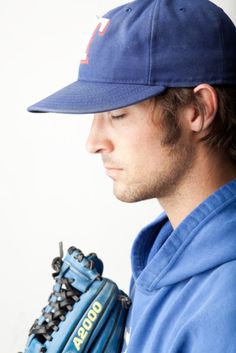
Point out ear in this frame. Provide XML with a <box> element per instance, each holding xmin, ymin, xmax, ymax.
<box><xmin>189</xmin><ymin>84</ymin><xmax>218</xmax><ymax>134</ymax></box>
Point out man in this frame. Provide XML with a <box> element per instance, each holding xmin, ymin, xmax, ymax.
<box><xmin>28</xmin><ymin>0</ymin><xmax>236</xmax><ymax>351</ymax></box>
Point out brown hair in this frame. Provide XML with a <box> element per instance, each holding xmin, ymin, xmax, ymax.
<box><xmin>152</xmin><ymin>85</ymin><xmax>236</xmax><ymax>163</ymax></box>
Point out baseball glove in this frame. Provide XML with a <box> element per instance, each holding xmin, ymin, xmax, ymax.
<box><xmin>21</xmin><ymin>243</ymin><xmax>131</xmax><ymax>353</ymax></box>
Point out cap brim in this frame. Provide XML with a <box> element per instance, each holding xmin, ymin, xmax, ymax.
<box><xmin>27</xmin><ymin>80</ymin><xmax>167</xmax><ymax>114</ymax></box>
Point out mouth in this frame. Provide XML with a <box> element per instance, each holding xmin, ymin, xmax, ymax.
<box><xmin>104</xmin><ymin>167</ymin><xmax>123</xmax><ymax>178</ymax></box>
<box><xmin>104</xmin><ymin>164</ymin><xmax>123</xmax><ymax>170</ymax></box>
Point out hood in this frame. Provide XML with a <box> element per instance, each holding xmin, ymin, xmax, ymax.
<box><xmin>131</xmin><ymin>178</ymin><xmax>236</xmax><ymax>292</ymax></box>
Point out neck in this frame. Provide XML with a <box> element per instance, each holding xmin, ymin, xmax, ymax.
<box><xmin>158</xmin><ymin>151</ymin><xmax>236</xmax><ymax>230</ymax></box>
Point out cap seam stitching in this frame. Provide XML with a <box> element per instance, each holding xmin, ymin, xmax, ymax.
<box><xmin>219</xmin><ymin>18</ymin><xmax>225</xmax><ymax>81</ymax></box>
<box><xmin>148</xmin><ymin>0</ymin><xmax>160</xmax><ymax>84</ymax></box>
<box><xmin>208</xmin><ymin>4</ymin><xmax>225</xmax><ymax>84</ymax></box>
<box><xmin>78</xmin><ymin>77</ymin><xmax>231</xmax><ymax>84</ymax></box>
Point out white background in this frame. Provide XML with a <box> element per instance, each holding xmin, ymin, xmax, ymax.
<box><xmin>0</xmin><ymin>1</ymin><xmax>235</xmax><ymax>352</ymax></box>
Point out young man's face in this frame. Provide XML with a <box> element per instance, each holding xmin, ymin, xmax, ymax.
<box><xmin>86</xmin><ymin>99</ymin><xmax>196</xmax><ymax>202</ymax></box>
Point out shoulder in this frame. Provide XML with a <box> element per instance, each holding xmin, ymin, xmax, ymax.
<box><xmin>182</xmin><ymin>261</ymin><xmax>236</xmax><ymax>352</ymax></box>
<box><xmin>193</xmin><ymin>260</ymin><xmax>236</xmax><ymax>320</ymax></box>
<box><xmin>208</xmin><ymin>260</ymin><xmax>236</xmax><ymax>295</ymax></box>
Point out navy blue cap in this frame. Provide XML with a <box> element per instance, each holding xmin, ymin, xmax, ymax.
<box><xmin>28</xmin><ymin>0</ymin><xmax>236</xmax><ymax>114</ymax></box>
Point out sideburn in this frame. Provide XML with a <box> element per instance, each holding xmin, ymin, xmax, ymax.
<box><xmin>151</xmin><ymin>97</ymin><xmax>183</xmax><ymax>146</ymax></box>
<box><xmin>159</xmin><ymin>109</ymin><xmax>182</xmax><ymax>146</ymax></box>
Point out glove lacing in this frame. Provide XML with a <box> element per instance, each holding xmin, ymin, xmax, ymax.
<box><xmin>29</xmin><ymin>245</ymin><xmax>95</xmax><ymax>352</ymax></box>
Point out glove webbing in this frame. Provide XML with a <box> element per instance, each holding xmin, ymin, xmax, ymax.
<box><xmin>29</xmin><ymin>247</ymin><xmax>98</xmax><ymax>349</ymax></box>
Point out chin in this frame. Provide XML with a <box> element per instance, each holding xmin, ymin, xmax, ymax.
<box><xmin>114</xmin><ymin>193</ymin><xmax>138</xmax><ymax>203</ymax></box>
<box><xmin>113</xmin><ymin>183</ymin><xmax>155</xmax><ymax>203</ymax></box>
<box><xmin>113</xmin><ymin>183</ymin><xmax>135</xmax><ymax>203</ymax></box>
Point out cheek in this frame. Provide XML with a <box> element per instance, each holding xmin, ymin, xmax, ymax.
<box><xmin>113</xmin><ymin>118</ymin><xmax>168</xmax><ymax>169</ymax></box>
<box><xmin>123</xmin><ymin>135</ymin><xmax>164</xmax><ymax>170</ymax></box>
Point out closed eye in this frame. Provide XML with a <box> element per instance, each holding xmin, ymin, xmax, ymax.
<box><xmin>111</xmin><ymin>114</ymin><xmax>126</xmax><ymax>120</ymax></box>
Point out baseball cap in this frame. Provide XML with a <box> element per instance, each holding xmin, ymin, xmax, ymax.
<box><xmin>27</xmin><ymin>0</ymin><xmax>236</xmax><ymax>114</ymax></box>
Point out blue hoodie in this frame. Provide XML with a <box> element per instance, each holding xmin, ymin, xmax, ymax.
<box><xmin>122</xmin><ymin>179</ymin><xmax>236</xmax><ymax>353</ymax></box>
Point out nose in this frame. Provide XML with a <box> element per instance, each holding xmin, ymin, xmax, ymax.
<box><xmin>86</xmin><ymin>115</ymin><xmax>113</xmax><ymax>154</ymax></box>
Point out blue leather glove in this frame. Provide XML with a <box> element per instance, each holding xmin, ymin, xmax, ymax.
<box><xmin>21</xmin><ymin>244</ymin><xmax>131</xmax><ymax>353</ymax></box>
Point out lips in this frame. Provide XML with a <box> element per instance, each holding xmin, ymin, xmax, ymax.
<box><xmin>104</xmin><ymin>167</ymin><xmax>123</xmax><ymax>178</ymax></box>
<box><xmin>104</xmin><ymin>164</ymin><xmax>123</xmax><ymax>170</ymax></box>
<box><xmin>105</xmin><ymin>166</ymin><xmax>122</xmax><ymax>170</ymax></box>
